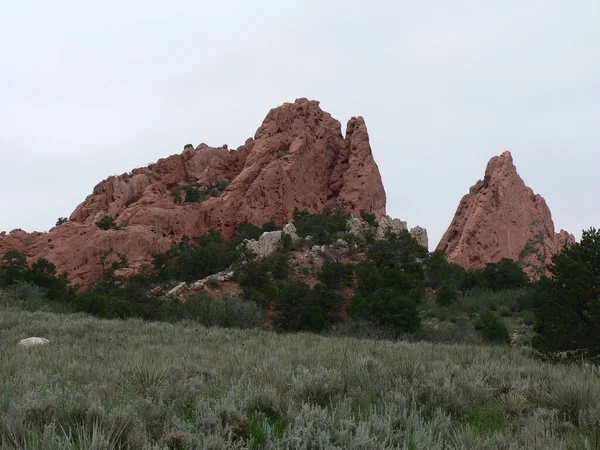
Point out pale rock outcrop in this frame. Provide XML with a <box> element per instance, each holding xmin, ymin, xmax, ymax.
<box><xmin>18</xmin><ymin>337</ymin><xmax>49</xmax><ymax>347</ymax></box>
<box><xmin>240</xmin><ymin>223</ymin><xmax>300</xmax><ymax>260</ymax></box>
<box><xmin>167</xmin><ymin>282</ymin><xmax>187</xmax><ymax>297</ymax></box>
<box><xmin>347</xmin><ymin>216</ymin><xmax>371</xmax><ymax>237</ymax></box>
<box><xmin>375</xmin><ymin>216</ymin><xmax>408</xmax><ymax>240</ymax></box>
<box><xmin>436</xmin><ymin>151</ymin><xmax>575</xmax><ymax>277</ymax></box>
<box><xmin>347</xmin><ymin>215</ymin><xmax>428</xmax><ymax>248</ymax></box>
<box><xmin>311</xmin><ymin>238</ymin><xmax>353</xmax><ymax>260</ymax></box>
<box><xmin>410</xmin><ymin>226</ymin><xmax>429</xmax><ymax>250</ymax></box>
<box><xmin>167</xmin><ymin>270</ymin><xmax>236</xmax><ymax>297</ymax></box>
<box><xmin>192</xmin><ymin>270</ymin><xmax>235</xmax><ymax>289</ymax></box>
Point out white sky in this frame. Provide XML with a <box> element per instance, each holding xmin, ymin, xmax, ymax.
<box><xmin>1</xmin><ymin>0</ymin><xmax>598</xmax><ymax>248</ymax></box>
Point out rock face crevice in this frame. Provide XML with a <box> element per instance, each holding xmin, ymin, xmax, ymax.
<box><xmin>0</xmin><ymin>98</ymin><xmax>387</xmax><ymax>286</ymax></box>
<box><xmin>436</xmin><ymin>151</ymin><xmax>574</xmax><ymax>277</ymax></box>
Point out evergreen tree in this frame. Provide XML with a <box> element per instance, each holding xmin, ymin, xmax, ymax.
<box><xmin>531</xmin><ymin>228</ymin><xmax>600</xmax><ymax>353</ymax></box>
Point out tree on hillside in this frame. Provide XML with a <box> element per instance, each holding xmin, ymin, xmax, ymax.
<box><xmin>369</xmin><ymin>288</ymin><xmax>421</xmax><ymax>335</ymax></box>
<box><xmin>531</xmin><ymin>227</ymin><xmax>600</xmax><ymax>354</ymax></box>
<box><xmin>482</xmin><ymin>258</ymin><xmax>529</xmax><ymax>291</ymax></box>
<box><xmin>95</xmin><ymin>215</ymin><xmax>118</xmax><ymax>230</ymax></box>
<box><xmin>426</xmin><ymin>251</ymin><xmax>466</xmax><ymax>290</ymax></box>
<box><xmin>292</xmin><ymin>205</ymin><xmax>350</xmax><ymax>245</ymax></box>
<box><xmin>0</xmin><ymin>250</ymin><xmax>29</xmax><ymax>286</ymax></box>
<box><xmin>458</xmin><ymin>259</ymin><xmax>528</xmax><ymax>295</ymax></box>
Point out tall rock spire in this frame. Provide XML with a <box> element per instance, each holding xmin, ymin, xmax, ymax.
<box><xmin>436</xmin><ymin>151</ymin><xmax>574</xmax><ymax>277</ymax></box>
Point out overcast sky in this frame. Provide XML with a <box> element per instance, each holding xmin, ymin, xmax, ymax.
<box><xmin>1</xmin><ymin>0</ymin><xmax>598</xmax><ymax>248</ymax></box>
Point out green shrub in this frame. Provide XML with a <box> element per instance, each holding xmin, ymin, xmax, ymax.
<box><xmin>461</xmin><ymin>268</ymin><xmax>484</xmax><ymax>296</ymax></box>
<box><xmin>206</xmin><ymin>277</ymin><xmax>219</xmax><ymax>289</ymax></box>
<box><xmin>360</xmin><ymin>209</ymin><xmax>378</xmax><ymax>227</ymax></box>
<box><xmin>381</xmin><ymin>266</ymin><xmax>414</xmax><ymax>292</ymax></box>
<box><xmin>369</xmin><ymin>230</ymin><xmax>428</xmax><ymax>268</ymax></box>
<box><xmin>369</xmin><ymin>288</ymin><xmax>421</xmax><ymax>335</ymax></box>
<box><xmin>95</xmin><ymin>215</ymin><xmax>118</xmax><ymax>230</ymax></box>
<box><xmin>152</xmin><ymin>230</ymin><xmax>237</xmax><ymax>283</ymax></box>
<box><xmin>55</xmin><ymin>217</ymin><xmax>68</xmax><ymax>226</ymax></box>
<box><xmin>235</xmin><ymin>259</ymin><xmax>272</xmax><ymax>292</ymax></box>
<box><xmin>171</xmin><ymin>185</ymin><xmax>182</xmax><ymax>203</ymax></box>
<box><xmin>171</xmin><ymin>180</ymin><xmax>230</xmax><ymax>205</ymax></box>
<box><xmin>236</xmin><ymin>221</ymin><xmax>281</xmax><ymax>242</ymax></box>
<box><xmin>426</xmin><ymin>251</ymin><xmax>466</xmax><ymax>289</ymax></box>
<box><xmin>478</xmin><ymin>310</ymin><xmax>510</xmax><ymax>344</ymax></box>
<box><xmin>347</xmin><ymin>293</ymin><xmax>370</xmax><ymax>319</ymax></box>
<box><xmin>214</xmin><ymin>179</ymin><xmax>229</xmax><ymax>192</ymax></box>
<box><xmin>309</xmin><ymin>283</ymin><xmax>345</xmax><ymax>317</ymax></box>
<box><xmin>183</xmin><ymin>185</ymin><xmax>203</xmax><ymax>203</ymax></box>
<box><xmin>269</xmin><ymin>251</ymin><xmax>291</xmax><ymax>279</ymax></box>
<box><xmin>481</xmin><ymin>258</ymin><xmax>529</xmax><ymax>291</ymax></box>
<box><xmin>521</xmin><ymin>310</ymin><xmax>535</xmax><ymax>326</ymax></box>
<box><xmin>318</xmin><ymin>261</ymin><xmax>353</xmax><ymax>290</ymax></box>
<box><xmin>273</xmin><ymin>280</ymin><xmax>312</xmax><ymax>331</ymax></box>
<box><xmin>436</xmin><ymin>283</ymin><xmax>458</xmax><ymax>307</ymax></box>
<box><xmin>0</xmin><ymin>250</ymin><xmax>28</xmax><ymax>287</ymax></box>
<box><xmin>4</xmin><ymin>280</ymin><xmax>46</xmax><ymax>304</ymax></box>
<box><xmin>0</xmin><ymin>251</ymin><xmax>74</xmax><ymax>306</ymax></box>
<box><xmin>177</xmin><ymin>293</ymin><xmax>264</xmax><ymax>328</ymax></box>
<box><xmin>292</xmin><ymin>205</ymin><xmax>350</xmax><ymax>245</ymax></box>
<box><xmin>355</xmin><ymin>260</ymin><xmax>383</xmax><ymax>295</ymax></box>
<box><xmin>237</xmin><ymin>222</ymin><xmax>263</xmax><ymax>241</ymax></box>
<box><xmin>300</xmin><ymin>305</ymin><xmax>329</xmax><ymax>332</ymax></box>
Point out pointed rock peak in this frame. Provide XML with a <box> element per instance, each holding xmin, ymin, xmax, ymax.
<box><xmin>345</xmin><ymin>117</ymin><xmax>371</xmax><ymax>150</ymax></box>
<box><xmin>437</xmin><ymin>152</ymin><xmax>573</xmax><ymax>278</ymax></box>
<box><xmin>483</xmin><ymin>150</ymin><xmax>518</xmax><ymax>185</ymax></box>
<box><xmin>346</xmin><ymin>115</ymin><xmax>366</xmax><ymax>130</ymax></box>
<box><xmin>254</xmin><ymin>98</ymin><xmax>340</xmax><ymax>140</ymax></box>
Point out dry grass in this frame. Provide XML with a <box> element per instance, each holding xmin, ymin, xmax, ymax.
<box><xmin>1</xmin><ymin>306</ymin><xmax>599</xmax><ymax>449</ymax></box>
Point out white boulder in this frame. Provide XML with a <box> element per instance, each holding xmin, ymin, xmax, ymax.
<box><xmin>18</xmin><ymin>337</ymin><xmax>49</xmax><ymax>347</ymax></box>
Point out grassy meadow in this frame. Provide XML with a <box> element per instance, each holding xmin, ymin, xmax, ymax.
<box><xmin>1</xmin><ymin>306</ymin><xmax>599</xmax><ymax>449</ymax></box>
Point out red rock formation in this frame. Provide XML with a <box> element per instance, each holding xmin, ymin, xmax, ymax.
<box><xmin>0</xmin><ymin>99</ymin><xmax>386</xmax><ymax>286</ymax></box>
<box><xmin>204</xmin><ymin>100</ymin><xmax>386</xmax><ymax>234</ymax></box>
<box><xmin>436</xmin><ymin>151</ymin><xmax>575</xmax><ymax>277</ymax></box>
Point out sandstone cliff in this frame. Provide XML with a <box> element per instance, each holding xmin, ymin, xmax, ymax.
<box><xmin>436</xmin><ymin>151</ymin><xmax>574</xmax><ymax>277</ymax></box>
<box><xmin>0</xmin><ymin>99</ymin><xmax>386</xmax><ymax>286</ymax></box>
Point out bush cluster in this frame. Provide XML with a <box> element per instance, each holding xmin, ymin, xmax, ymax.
<box><xmin>292</xmin><ymin>205</ymin><xmax>350</xmax><ymax>245</ymax></box>
<box><xmin>171</xmin><ymin>180</ymin><xmax>229</xmax><ymax>204</ymax></box>
<box><xmin>0</xmin><ymin>250</ymin><xmax>74</xmax><ymax>303</ymax></box>
<box><xmin>95</xmin><ymin>215</ymin><xmax>127</xmax><ymax>231</ymax></box>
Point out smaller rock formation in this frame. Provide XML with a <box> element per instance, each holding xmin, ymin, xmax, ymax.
<box><xmin>311</xmin><ymin>238</ymin><xmax>355</xmax><ymax>260</ymax></box>
<box><xmin>410</xmin><ymin>226</ymin><xmax>429</xmax><ymax>250</ymax></box>
<box><xmin>348</xmin><ymin>215</ymin><xmax>428</xmax><ymax>249</ymax></box>
<box><xmin>375</xmin><ymin>216</ymin><xmax>408</xmax><ymax>240</ymax></box>
<box><xmin>436</xmin><ymin>151</ymin><xmax>575</xmax><ymax>277</ymax></box>
<box><xmin>18</xmin><ymin>337</ymin><xmax>49</xmax><ymax>347</ymax></box>
<box><xmin>240</xmin><ymin>223</ymin><xmax>300</xmax><ymax>260</ymax></box>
